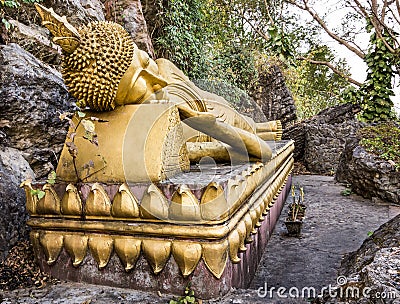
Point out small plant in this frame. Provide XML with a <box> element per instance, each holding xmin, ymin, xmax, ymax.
<box><xmin>59</xmin><ymin>110</ymin><xmax>108</xmax><ymax>182</ymax></box>
<box><xmin>29</xmin><ymin>170</ymin><xmax>57</xmax><ymax>199</ymax></box>
<box><xmin>30</xmin><ymin>188</ymin><xmax>45</xmax><ymax>200</ymax></box>
<box><xmin>46</xmin><ymin>170</ymin><xmax>56</xmax><ymax>185</ymax></box>
<box><xmin>288</xmin><ymin>184</ymin><xmax>305</xmax><ymax>221</ymax></box>
<box><xmin>285</xmin><ymin>185</ymin><xmax>306</xmax><ymax>236</ymax></box>
<box><xmin>340</xmin><ymin>188</ymin><xmax>352</xmax><ymax>196</ymax></box>
<box><xmin>169</xmin><ymin>285</ymin><xmax>198</xmax><ymax>304</ymax></box>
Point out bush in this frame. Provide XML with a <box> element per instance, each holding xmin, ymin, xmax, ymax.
<box><xmin>358</xmin><ymin>122</ymin><xmax>400</xmax><ymax>171</ymax></box>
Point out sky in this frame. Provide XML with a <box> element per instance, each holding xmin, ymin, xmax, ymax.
<box><xmin>302</xmin><ymin>0</ymin><xmax>400</xmax><ymax>116</ymax></box>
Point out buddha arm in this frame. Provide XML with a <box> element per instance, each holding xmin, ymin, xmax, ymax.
<box><xmin>177</xmin><ymin>106</ymin><xmax>272</xmax><ymax>161</ymax></box>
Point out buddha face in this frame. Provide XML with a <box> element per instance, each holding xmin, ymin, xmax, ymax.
<box><xmin>115</xmin><ymin>48</ymin><xmax>168</xmax><ymax>105</ymax></box>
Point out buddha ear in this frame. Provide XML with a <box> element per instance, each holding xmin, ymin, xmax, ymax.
<box><xmin>35</xmin><ymin>3</ymin><xmax>81</xmax><ymax>53</ymax></box>
<box><xmin>138</xmin><ymin>50</ymin><xmax>151</xmax><ymax>68</ymax></box>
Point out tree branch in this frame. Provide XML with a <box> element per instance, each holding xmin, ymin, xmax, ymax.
<box><xmin>263</xmin><ymin>0</ymin><xmax>276</xmax><ymax>26</ymax></box>
<box><xmin>396</xmin><ymin>0</ymin><xmax>400</xmax><ymax>16</ymax></box>
<box><xmin>288</xmin><ymin>0</ymin><xmax>366</xmax><ymax>59</ymax></box>
<box><xmin>367</xmin><ymin>0</ymin><xmax>399</xmax><ymax>52</ymax></box>
<box><xmin>238</xmin><ymin>11</ymin><xmax>270</xmax><ymax>41</ymax></box>
<box><xmin>387</xmin><ymin>5</ymin><xmax>400</xmax><ymax>26</ymax></box>
<box><xmin>298</xmin><ymin>56</ymin><xmax>363</xmax><ymax>86</ymax></box>
<box><xmin>351</xmin><ymin>0</ymin><xmax>370</xmax><ymax>19</ymax></box>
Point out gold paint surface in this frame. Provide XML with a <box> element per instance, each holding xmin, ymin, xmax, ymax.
<box><xmin>86</xmin><ymin>183</ymin><xmax>112</xmax><ymax>216</ymax></box>
<box><xmin>37</xmin><ymin>184</ymin><xmax>60</xmax><ymax>215</ymax></box>
<box><xmin>169</xmin><ymin>185</ymin><xmax>201</xmax><ymax>221</ymax></box>
<box><xmin>228</xmin><ymin>230</ymin><xmax>241</xmax><ymax>263</ymax></box>
<box><xmin>26</xmin><ymin>157</ymin><xmax>293</xmax><ymax>278</ymax></box>
<box><xmin>26</xmin><ymin>140</ymin><xmax>294</xmax><ymax>278</ymax></box>
<box><xmin>114</xmin><ymin>237</ymin><xmax>141</xmax><ymax>272</ymax></box>
<box><xmin>20</xmin><ymin>180</ymin><xmax>37</xmax><ymax>215</ymax></box>
<box><xmin>111</xmin><ymin>183</ymin><xmax>140</xmax><ymax>218</ymax></box>
<box><xmin>39</xmin><ymin>231</ymin><xmax>63</xmax><ymax>265</ymax></box>
<box><xmin>88</xmin><ymin>235</ymin><xmax>114</xmax><ymax>269</ymax></box>
<box><xmin>64</xmin><ymin>234</ymin><xmax>88</xmax><ymax>267</ymax></box>
<box><xmin>200</xmin><ymin>182</ymin><xmax>229</xmax><ymax>221</ymax></box>
<box><xmin>27</xmin><ymin>152</ymin><xmax>294</xmax><ymax>240</ymax></box>
<box><xmin>61</xmin><ymin>184</ymin><xmax>82</xmax><ymax>215</ymax></box>
<box><xmin>35</xmin><ymin>4</ymin><xmax>81</xmax><ymax>53</ymax></box>
<box><xmin>202</xmin><ymin>240</ymin><xmax>229</xmax><ymax>279</ymax></box>
<box><xmin>142</xmin><ymin>239</ymin><xmax>171</xmax><ymax>274</ymax></box>
<box><xmin>172</xmin><ymin>241</ymin><xmax>202</xmax><ymax>277</ymax></box>
<box><xmin>56</xmin><ymin>104</ymin><xmax>189</xmax><ymax>183</ymax></box>
<box><xmin>140</xmin><ymin>184</ymin><xmax>169</xmax><ymax>220</ymax></box>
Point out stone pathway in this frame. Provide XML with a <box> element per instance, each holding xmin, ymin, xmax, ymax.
<box><xmin>1</xmin><ymin>175</ymin><xmax>399</xmax><ymax>304</ymax></box>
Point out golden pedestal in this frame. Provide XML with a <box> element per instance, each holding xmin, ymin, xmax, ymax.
<box><xmin>22</xmin><ymin>140</ymin><xmax>294</xmax><ymax>299</ymax></box>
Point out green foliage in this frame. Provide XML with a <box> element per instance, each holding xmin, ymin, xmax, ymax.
<box><xmin>340</xmin><ymin>188</ymin><xmax>352</xmax><ymax>196</ymax></box>
<box><xmin>358</xmin><ymin>123</ymin><xmax>400</xmax><ymax>171</ymax></box>
<box><xmin>154</xmin><ymin>0</ymin><xmax>211</xmax><ymax>80</ymax></box>
<box><xmin>266</xmin><ymin>25</ymin><xmax>296</xmax><ymax>64</ymax></box>
<box><xmin>169</xmin><ymin>285</ymin><xmax>197</xmax><ymax>304</ymax></box>
<box><xmin>152</xmin><ymin>0</ymin><xmax>352</xmax><ymax>119</ymax></box>
<box><xmin>30</xmin><ymin>188</ymin><xmax>45</xmax><ymax>200</ymax></box>
<box><xmin>210</xmin><ymin>45</ymin><xmax>259</xmax><ymax>91</ymax></box>
<box><xmin>46</xmin><ymin>171</ymin><xmax>56</xmax><ymax>185</ymax></box>
<box><xmin>344</xmin><ymin>31</ymin><xmax>396</xmax><ymax>122</ymax></box>
<box><xmin>1</xmin><ymin>0</ymin><xmax>42</xmax><ymax>30</ymax></box>
<box><xmin>285</xmin><ymin>46</ymin><xmax>351</xmax><ymax>120</ymax></box>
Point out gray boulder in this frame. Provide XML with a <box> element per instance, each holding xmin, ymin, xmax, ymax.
<box><xmin>103</xmin><ymin>0</ymin><xmax>154</xmax><ymax>57</ymax></box>
<box><xmin>41</xmin><ymin>0</ymin><xmax>105</xmax><ymax>26</ymax></box>
<box><xmin>0</xmin><ymin>147</ymin><xmax>35</xmax><ymax>260</ymax></box>
<box><xmin>0</xmin><ymin>43</ymin><xmax>73</xmax><ymax>178</ymax></box>
<box><xmin>8</xmin><ymin>19</ymin><xmax>61</xmax><ymax>66</ymax></box>
<box><xmin>336</xmin><ymin>138</ymin><xmax>400</xmax><ymax>204</ymax></box>
<box><xmin>327</xmin><ymin>215</ymin><xmax>400</xmax><ymax>304</ymax></box>
<box><xmin>283</xmin><ymin>103</ymin><xmax>362</xmax><ymax>174</ymax></box>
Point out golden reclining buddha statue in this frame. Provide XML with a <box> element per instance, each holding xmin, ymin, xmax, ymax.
<box><xmin>35</xmin><ymin>4</ymin><xmax>282</xmax><ymax>183</ymax></box>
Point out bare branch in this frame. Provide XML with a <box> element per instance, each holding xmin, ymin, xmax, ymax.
<box><xmin>351</xmin><ymin>0</ymin><xmax>370</xmax><ymax>19</ymax></box>
<box><xmin>387</xmin><ymin>5</ymin><xmax>400</xmax><ymax>26</ymax></box>
<box><xmin>298</xmin><ymin>56</ymin><xmax>363</xmax><ymax>86</ymax></box>
<box><xmin>381</xmin><ymin>0</ymin><xmax>389</xmax><ymax>24</ymax></box>
<box><xmin>263</xmin><ymin>0</ymin><xmax>276</xmax><ymax>26</ymax></box>
<box><xmin>288</xmin><ymin>0</ymin><xmax>366</xmax><ymax>59</ymax></box>
<box><xmin>396</xmin><ymin>0</ymin><xmax>400</xmax><ymax>16</ymax></box>
<box><xmin>237</xmin><ymin>11</ymin><xmax>270</xmax><ymax>41</ymax></box>
<box><xmin>352</xmin><ymin>0</ymin><xmax>398</xmax><ymax>53</ymax></box>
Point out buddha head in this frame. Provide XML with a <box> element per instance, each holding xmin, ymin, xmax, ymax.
<box><xmin>35</xmin><ymin>4</ymin><xmax>167</xmax><ymax>111</ymax></box>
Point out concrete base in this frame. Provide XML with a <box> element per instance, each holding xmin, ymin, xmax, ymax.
<box><xmin>35</xmin><ymin>177</ymin><xmax>291</xmax><ymax>299</ymax></box>
<box><xmin>25</xmin><ymin>141</ymin><xmax>294</xmax><ymax>299</ymax></box>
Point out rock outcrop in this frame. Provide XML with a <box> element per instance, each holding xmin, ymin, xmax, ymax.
<box><xmin>0</xmin><ymin>44</ymin><xmax>74</xmax><ymax>179</ymax></box>
<box><xmin>41</xmin><ymin>0</ymin><xmax>105</xmax><ymax>26</ymax></box>
<box><xmin>2</xmin><ymin>0</ymin><xmax>105</xmax><ymax>57</ymax></box>
<box><xmin>0</xmin><ymin>147</ymin><xmax>35</xmax><ymax>260</ymax></box>
<box><xmin>283</xmin><ymin>103</ymin><xmax>362</xmax><ymax>174</ymax></box>
<box><xmin>0</xmin><ymin>43</ymin><xmax>75</xmax><ymax>258</ymax></box>
<box><xmin>8</xmin><ymin>20</ymin><xmax>61</xmax><ymax>66</ymax></box>
<box><xmin>336</xmin><ymin>138</ymin><xmax>400</xmax><ymax>204</ymax></box>
<box><xmin>334</xmin><ymin>214</ymin><xmax>400</xmax><ymax>303</ymax></box>
<box><xmin>103</xmin><ymin>0</ymin><xmax>155</xmax><ymax>57</ymax></box>
<box><xmin>251</xmin><ymin>65</ymin><xmax>297</xmax><ymax>128</ymax></box>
